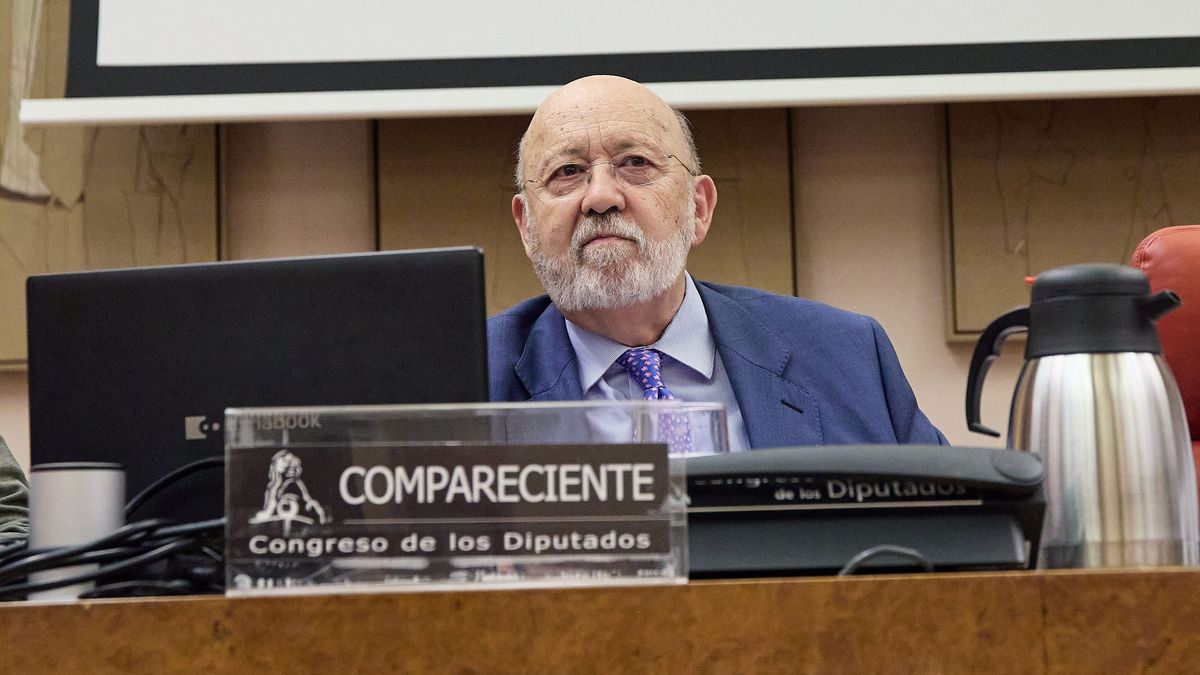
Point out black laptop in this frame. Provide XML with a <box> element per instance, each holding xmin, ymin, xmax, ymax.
<box><xmin>26</xmin><ymin>247</ymin><xmax>489</xmax><ymax>522</ymax></box>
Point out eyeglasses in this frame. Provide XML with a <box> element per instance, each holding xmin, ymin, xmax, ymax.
<box><xmin>526</xmin><ymin>153</ymin><xmax>698</xmax><ymax>198</ymax></box>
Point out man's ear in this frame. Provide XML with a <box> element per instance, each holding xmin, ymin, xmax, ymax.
<box><xmin>690</xmin><ymin>175</ymin><xmax>718</xmax><ymax>246</ymax></box>
<box><xmin>512</xmin><ymin>193</ymin><xmax>533</xmax><ymax>257</ymax></box>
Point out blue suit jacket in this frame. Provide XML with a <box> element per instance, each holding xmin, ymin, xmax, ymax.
<box><xmin>488</xmin><ymin>281</ymin><xmax>947</xmax><ymax>448</ymax></box>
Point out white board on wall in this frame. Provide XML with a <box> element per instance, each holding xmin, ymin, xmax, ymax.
<box><xmin>20</xmin><ymin>0</ymin><xmax>1200</xmax><ymax>125</ymax></box>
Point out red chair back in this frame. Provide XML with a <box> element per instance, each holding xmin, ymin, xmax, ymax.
<box><xmin>1131</xmin><ymin>226</ymin><xmax>1200</xmax><ymax>472</ymax></box>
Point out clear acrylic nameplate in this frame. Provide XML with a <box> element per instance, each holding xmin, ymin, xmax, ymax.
<box><xmin>225</xmin><ymin>402</ymin><xmax>726</xmax><ymax>596</ymax></box>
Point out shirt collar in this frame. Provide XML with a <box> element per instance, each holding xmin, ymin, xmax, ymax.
<box><xmin>565</xmin><ymin>273</ymin><xmax>716</xmax><ymax>392</ymax></box>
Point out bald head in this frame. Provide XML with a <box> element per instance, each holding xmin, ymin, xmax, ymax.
<box><xmin>515</xmin><ymin>75</ymin><xmax>700</xmax><ymax>191</ymax></box>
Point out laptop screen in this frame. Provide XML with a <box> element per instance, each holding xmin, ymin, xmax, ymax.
<box><xmin>26</xmin><ymin>247</ymin><xmax>488</xmax><ymax>522</ymax></box>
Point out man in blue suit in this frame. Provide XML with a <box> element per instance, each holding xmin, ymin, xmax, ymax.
<box><xmin>489</xmin><ymin>75</ymin><xmax>946</xmax><ymax>450</ymax></box>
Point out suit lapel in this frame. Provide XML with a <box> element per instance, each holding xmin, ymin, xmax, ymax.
<box><xmin>697</xmin><ymin>284</ymin><xmax>823</xmax><ymax>448</ymax></box>
<box><xmin>513</xmin><ymin>303</ymin><xmax>584</xmax><ymax>401</ymax></box>
<box><xmin>512</xmin><ymin>285</ymin><xmax>823</xmax><ymax>448</ymax></box>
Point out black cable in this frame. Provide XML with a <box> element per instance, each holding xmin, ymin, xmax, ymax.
<box><xmin>837</xmin><ymin>544</ymin><xmax>935</xmax><ymax>576</ymax></box>
<box><xmin>0</xmin><ymin>462</ymin><xmax>229</xmax><ymax>600</ymax></box>
<box><xmin>0</xmin><ymin>541</ymin><xmax>154</xmax><ymax>580</ymax></box>
<box><xmin>124</xmin><ymin>456</ymin><xmax>225</xmax><ymax>518</ymax></box>
<box><xmin>0</xmin><ymin>519</ymin><xmax>171</xmax><ymax>583</ymax></box>
<box><xmin>0</xmin><ymin>521</ymin><xmax>222</xmax><ymax>583</ymax></box>
<box><xmin>199</xmin><ymin>544</ymin><xmax>223</xmax><ymax>563</ymax></box>
<box><xmin>79</xmin><ymin>580</ymin><xmax>198</xmax><ymax>599</ymax></box>
<box><xmin>28</xmin><ymin>546</ymin><xmax>148</xmax><ymax>570</ymax></box>
<box><xmin>154</xmin><ymin>518</ymin><xmax>226</xmax><ymax>538</ymax></box>
<box><xmin>0</xmin><ymin>538</ymin><xmax>192</xmax><ymax>600</ymax></box>
<box><xmin>0</xmin><ymin>539</ymin><xmax>27</xmax><ymax>567</ymax></box>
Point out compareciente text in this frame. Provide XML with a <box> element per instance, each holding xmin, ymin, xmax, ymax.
<box><xmin>338</xmin><ymin>462</ymin><xmax>657</xmax><ymax>505</ymax></box>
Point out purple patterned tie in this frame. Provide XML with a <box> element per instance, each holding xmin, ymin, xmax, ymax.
<box><xmin>617</xmin><ymin>348</ymin><xmax>695</xmax><ymax>453</ymax></box>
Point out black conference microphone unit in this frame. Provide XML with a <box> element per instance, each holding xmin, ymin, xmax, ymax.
<box><xmin>684</xmin><ymin>445</ymin><xmax>1045</xmax><ymax>577</ymax></box>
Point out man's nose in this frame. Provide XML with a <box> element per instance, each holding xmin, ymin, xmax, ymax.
<box><xmin>579</xmin><ymin>164</ymin><xmax>626</xmax><ymax>216</ymax></box>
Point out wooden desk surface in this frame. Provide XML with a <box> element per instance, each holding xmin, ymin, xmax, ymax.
<box><xmin>1</xmin><ymin>568</ymin><xmax>1197</xmax><ymax>673</ymax></box>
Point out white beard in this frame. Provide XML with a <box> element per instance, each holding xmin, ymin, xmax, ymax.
<box><xmin>525</xmin><ymin>194</ymin><xmax>696</xmax><ymax>312</ymax></box>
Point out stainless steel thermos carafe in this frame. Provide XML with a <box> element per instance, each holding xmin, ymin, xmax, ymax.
<box><xmin>966</xmin><ymin>264</ymin><xmax>1199</xmax><ymax>568</ymax></box>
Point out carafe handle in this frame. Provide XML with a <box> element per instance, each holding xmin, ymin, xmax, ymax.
<box><xmin>965</xmin><ymin>307</ymin><xmax>1030</xmax><ymax>437</ymax></box>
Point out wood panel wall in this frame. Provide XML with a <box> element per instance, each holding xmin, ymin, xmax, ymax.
<box><xmin>0</xmin><ymin>0</ymin><xmax>216</xmax><ymax>365</ymax></box>
<box><xmin>948</xmin><ymin>98</ymin><xmax>1200</xmax><ymax>334</ymax></box>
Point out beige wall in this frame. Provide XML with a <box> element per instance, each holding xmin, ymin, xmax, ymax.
<box><xmin>0</xmin><ymin>373</ymin><xmax>28</xmax><ymax>470</ymax></box>
<box><xmin>221</xmin><ymin>121</ymin><xmax>376</xmax><ymax>260</ymax></box>
<box><xmin>792</xmin><ymin>104</ymin><xmax>1021</xmax><ymax>446</ymax></box>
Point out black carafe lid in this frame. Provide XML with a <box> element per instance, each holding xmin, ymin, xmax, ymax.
<box><xmin>1027</xmin><ymin>264</ymin><xmax>1178</xmax><ymax>358</ymax></box>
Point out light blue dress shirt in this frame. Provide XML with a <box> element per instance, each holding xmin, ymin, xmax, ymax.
<box><xmin>564</xmin><ymin>274</ymin><xmax>751</xmax><ymax>453</ymax></box>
